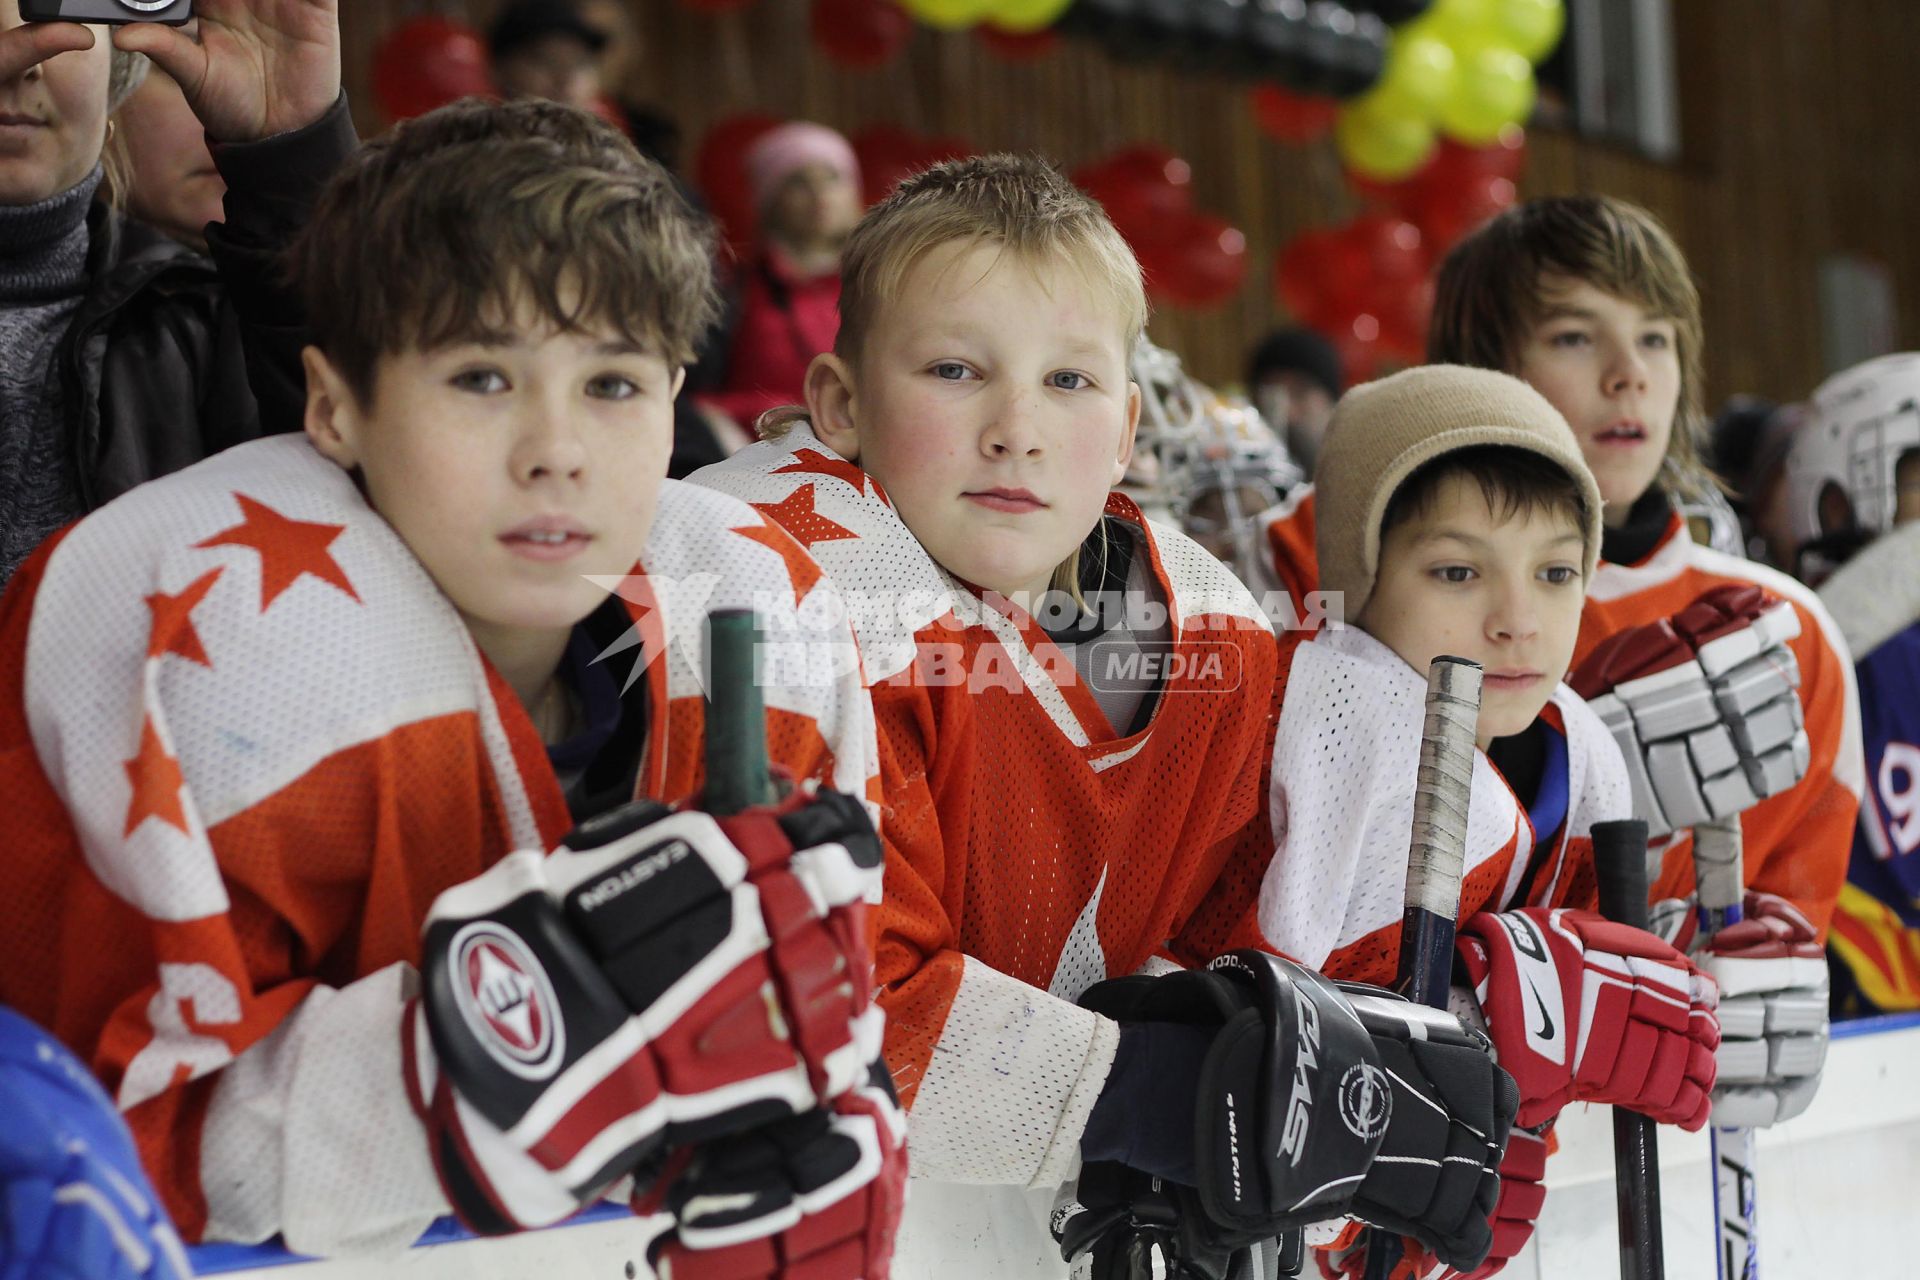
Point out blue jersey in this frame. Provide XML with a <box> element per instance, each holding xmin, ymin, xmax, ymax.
<box><xmin>1846</xmin><ymin>620</ymin><xmax>1920</xmax><ymax>923</ymax></box>
<box><xmin>0</xmin><ymin>1006</ymin><xmax>190</xmax><ymax>1280</ymax></box>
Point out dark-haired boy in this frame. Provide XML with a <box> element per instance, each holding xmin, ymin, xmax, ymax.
<box><xmin>1251</xmin><ymin>366</ymin><xmax>1721</xmax><ymax>1276</ymax></box>
<box><xmin>0</xmin><ymin>98</ymin><xmax>900</xmax><ymax>1275</ymax></box>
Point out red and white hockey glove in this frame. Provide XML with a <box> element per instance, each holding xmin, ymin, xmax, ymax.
<box><xmin>1456</xmin><ymin>909</ymin><xmax>1720</xmax><ymax>1131</ymax></box>
<box><xmin>643</xmin><ymin>1056</ymin><xmax>908</xmax><ymax>1279</ymax></box>
<box><xmin>1570</xmin><ymin>584</ymin><xmax>1809</xmax><ymax>838</ymax></box>
<box><xmin>1699</xmin><ymin>892</ymin><xmax>1829</xmax><ymax>1128</ymax></box>
<box><xmin>404</xmin><ymin>791</ymin><xmax>884</xmax><ymax>1235</ymax></box>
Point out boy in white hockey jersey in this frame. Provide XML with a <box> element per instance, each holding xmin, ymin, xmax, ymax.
<box><xmin>697</xmin><ymin>156</ymin><xmax>1517</xmax><ymax>1279</ymax></box>
<box><xmin>0</xmin><ymin>98</ymin><xmax>902</xmax><ymax>1277</ymax></box>
<box><xmin>1253</xmin><ymin>366</ymin><xmax>1722</xmax><ymax>1277</ymax></box>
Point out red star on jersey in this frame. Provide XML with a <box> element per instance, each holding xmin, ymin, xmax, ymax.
<box><xmin>143</xmin><ymin>568</ymin><xmax>224</xmax><ymax>667</ymax></box>
<box><xmin>195</xmin><ymin>494</ymin><xmax>360</xmax><ymax>611</ymax></box>
<box><xmin>123</xmin><ymin>716</ymin><xmax>188</xmax><ymax>837</ymax></box>
<box><xmin>732</xmin><ymin>519</ymin><xmax>826</xmax><ymax>607</ymax></box>
<box><xmin>771</xmin><ymin>449</ymin><xmax>890</xmax><ymax>506</ymax></box>
<box><xmin>750</xmin><ymin>483</ymin><xmax>858</xmax><ymax>550</ymax></box>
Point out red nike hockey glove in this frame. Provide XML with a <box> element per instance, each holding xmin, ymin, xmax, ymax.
<box><xmin>405</xmin><ymin>790</ymin><xmax>884</xmax><ymax>1235</ymax></box>
<box><xmin>1456</xmin><ymin>909</ymin><xmax>1720</xmax><ymax>1131</ymax></box>
<box><xmin>1570</xmin><ymin>583</ymin><xmax>1807</xmax><ymax>837</ymax></box>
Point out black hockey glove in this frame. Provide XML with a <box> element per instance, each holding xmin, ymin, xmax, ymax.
<box><xmin>1051</xmin><ymin>1161</ymin><xmax>1301</xmax><ymax>1280</ymax></box>
<box><xmin>1071</xmin><ymin>952</ymin><xmax>1515</xmax><ymax>1275</ymax></box>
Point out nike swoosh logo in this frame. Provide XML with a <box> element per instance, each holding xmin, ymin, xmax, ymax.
<box><xmin>1529</xmin><ymin>983</ymin><xmax>1556</xmax><ymax>1042</ymax></box>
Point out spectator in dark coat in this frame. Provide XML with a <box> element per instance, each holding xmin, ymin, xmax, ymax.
<box><xmin>0</xmin><ymin>0</ymin><xmax>356</xmax><ymax>584</ymax></box>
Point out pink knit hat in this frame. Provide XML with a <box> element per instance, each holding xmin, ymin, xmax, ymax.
<box><xmin>746</xmin><ymin>122</ymin><xmax>861</xmax><ymax>211</ymax></box>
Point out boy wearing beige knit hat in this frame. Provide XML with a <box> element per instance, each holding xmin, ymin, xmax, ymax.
<box><xmin>1255</xmin><ymin>365</ymin><xmax>1725</xmax><ymax>1278</ymax></box>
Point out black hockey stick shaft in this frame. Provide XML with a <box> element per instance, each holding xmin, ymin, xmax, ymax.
<box><xmin>1364</xmin><ymin>656</ymin><xmax>1483</xmax><ymax>1280</ymax></box>
<box><xmin>1593</xmin><ymin>817</ymin><xmax>1664</xmax><ymax>1280</ymax></box>
<box><xmin>699</xmin><ymin>609</ymin><xmax>776</xmax><ymax>817</ymax></box>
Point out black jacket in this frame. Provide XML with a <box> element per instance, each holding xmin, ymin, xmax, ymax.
<box><xmin>54</xmin><ymin>97</ymin><xmax>357</xmax><ymax>511</ymax></box>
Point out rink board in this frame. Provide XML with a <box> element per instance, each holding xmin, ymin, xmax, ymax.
<box><xmin>193</xmin><ymin>1013</ymin><xmax>1920</xmax><ymax>1279</ymax></box>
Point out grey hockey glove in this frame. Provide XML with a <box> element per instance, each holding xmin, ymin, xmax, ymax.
<box><xmin>1570</xmin><ymin>583</ymin><xmax>1808</xmax><ymax>838</ymax></box>
<box><xmin>1067</xmin><ymin>952</ymin><xmax>1516</xmax><ymax>1275</ymax></box>
<box><xmin>1659</xmin><ymin>892</ymin><xmax>1829</xmax><ymax>1128</ymax></box>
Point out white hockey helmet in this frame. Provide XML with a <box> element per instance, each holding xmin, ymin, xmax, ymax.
<box><xmin>1787</xmin><ymin>352</ymin><xmax>1920</xmax><ymax>552</ymax></box>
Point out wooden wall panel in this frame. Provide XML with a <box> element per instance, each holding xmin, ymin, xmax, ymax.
<box><xmin>338</xmin><ymin>1</ymin><xmax>1915</xmax><ymax>409</ymax></box>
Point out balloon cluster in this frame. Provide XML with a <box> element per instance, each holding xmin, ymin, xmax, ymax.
<box><xmin>370</xmin><ymin>17</ymin><xmax>496</xmax><ymax>123</ymax></box>
<box><xmin>1055</xmin><ymin>0</ymin><xmax>1388</xmax><ymax>97</ymax></box>
<box><xmin>895</xmin><ymin>0</ymin><xmax>1075</xmax><ymax>35</ymax></box>
<box><xmin>1075</xmin><ymin>147</ymin><xmax>1248</xmax><ymax>309</ymax></box>
<box><xmin>1335</xmin><ymin>0</ymin><xmax>1563</xmax><ymax>179</ymax></box>
<box><xmin>1274</xmin><ymin>125</ymin><xmax>1525</xmax><ymax>380</ymax></box>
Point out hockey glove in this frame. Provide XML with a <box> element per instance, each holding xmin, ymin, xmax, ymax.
<box><xmin>1049</xmin><ymin>1161</ymin><xmax>1302</xmax><ymax>1280</ymax></box>
<box><xmin>643</xmin><ymin>1054</ymin><xmax>907</xmax><ymax>1280</ymax></box>
<box><xmin>1699</xmin><ymin>892</ymin><xmax>1829</xmax><ymax>1127</ymax></box>
<box><xmin>0</xmin><ymin>1008</ymin><xmax>192</xmax><ymax>1280</ymax></box>
<box><xmin>1456</xmin><ymin>909</ymin><xmax>1720</xmax><ymax>1131</ymax></box>
<box><xmin>1072</xmin><ymin>952</ymin><xmax>1514</xmax><ymax>1275</ymax></box>
<box><xmin>405</xmin><ymin>790</ymin><xmax>884</xmax><ymax>1234</ymax></box>
<box><xmin>1570</xmin><ymin>583</ymin><xmax>1809</xmax><ymax>838</ymax></box>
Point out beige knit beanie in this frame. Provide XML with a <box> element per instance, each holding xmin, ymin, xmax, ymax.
<box><xmin>1315</xmin><ymin>364</ymin><xmax>1603</xmax><ymax>617</ymax></box>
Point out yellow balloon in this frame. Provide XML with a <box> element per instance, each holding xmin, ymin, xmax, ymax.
<box><xmin>902</xmin><ymin>0</ymin><xmax>991</xmax><ymax>31</ymax></box>
<box><xmin>1493</xmin><ymin>0</ymin><xmax>1565</xmax><ymax>62</ymax></box>
<box><xmin>1438</xmin><ymin>35</ymin><xmax>1535</xmax><ymax>144</ymax></box>
<box><xmin>1415</xmin><ymin>0</ymin><xmax>1497</xmax><ymax>44</ymax></box>
<box><xmin>1336</xmin><ymin>101</ymin><xmax>1437</xmax><ymax>181</ymax></box>
<box><xmin>988</xmin><ymin>0</ymin><xmax>1073</xmax><ymax>32</ymax></box>
<box><xmin>1367</xmin><ymin>31</ymin><xmax>1458</xmax><ymax>121</ymax></box>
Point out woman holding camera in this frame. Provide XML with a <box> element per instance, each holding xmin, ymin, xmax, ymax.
<box><xmin>0</xmin><ymin>0</ymin><xmax>353</xmax><ymax>584</ymax></box>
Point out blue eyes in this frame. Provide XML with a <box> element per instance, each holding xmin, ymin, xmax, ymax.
<box><xmin>928</xmin><ymin>363</ymin><xmax>1094</xmax><ymax>390</ymax></box>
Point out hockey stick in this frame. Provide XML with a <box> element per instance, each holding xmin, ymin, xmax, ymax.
<box><xmin>1363</xmin><ymin>655</ymin><xmax>1483</xmax><ymax>1280</ymax></box>
<box><xmin>1693</xmin><ymin>815</ymin><xmax>1760</xmax><ymax>1280</ymax></box>
<box><xmin>1592</xmin><ymin>817</ymin><xmax>1664</xmax><ymax>1280</ymax></box>
<box><xmin>699</xmin><ymin>608</ymin><xmax>777</xmax><ymax>816</ymax></box>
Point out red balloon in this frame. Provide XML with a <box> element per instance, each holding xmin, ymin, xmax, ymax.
<box><xmin>1073</xmin><ymin>145</ymin><xmax>1193</xmax><ymax>239</ymax></box>
<box><xmin>811</xmin><ymin>0</ymin><xmax>914</xmax><ymax>68</ymax></box>
<box><xmin>1411</xmin><ymin>172</ymin><xmax>1517</xmax><ymax>252</ymax></box>
<box><xmin>696</xmin><ymin>112</ymin><xmax>782</xmax><ymax>248</ymax></box>
<box><xmin>852</xmin><ymin>127</ymin><xmax>977</xmax><ymax>205</ymax></box>
<box><xmin>1250</xmin><ymin>84</ymin><xmax>1339</xmax><ymax>145</ymax></box>
<box><xmin>1322</xmin><ymin>312</ymin><xmax>1386</xmax><ymax>386</ymax></box>
<box><xmin>1141</xmin><ymin>213</ymin><xmax>1248</xmax><ymax>308</ymax></box>
<box><xmin>1345</xmin><ymin>214</ymin><xmax>1427</xmax><ymax>285</ymax></box>
<box><xmin>371</xmin><ymin>17</ymin><xmax>494</xmax><ymax>123</ymax></box>
<box><xmin>976</xmin><ymin>24</ymin><xmax>1059</xmax><ymax>59</ymax></box>
<box><xmin>1273</xmin><ymin>228</ymin><xmax>1370</xmax><ymax>329</ymax></box>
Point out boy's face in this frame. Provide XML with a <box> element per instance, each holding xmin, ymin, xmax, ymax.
<box><xmin>1357</xmin><ymin>473</ymin><xmax>1587</xmax><ymax>748</ymax></box>
<box><xmin>808</xmin><ymin>241</ymin><xmax>1140</xmax><ymax>602</ymax></box>
<box><xmin>303</xmin><ymin>313</ymin><xmax>681</xmax><ymax>648</ymax></box>
<box><xmin>1515</xmin><ymin>277</ymin><xmax>1680</xmax><ymax>524</ymax></box>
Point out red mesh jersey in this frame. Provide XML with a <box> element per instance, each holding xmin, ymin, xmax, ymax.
<box><xmin>694</xmin><ymin>426</ymin><xmax>1283</xmax><ymax>1199</ymax></box>
<box><xmin>0</xmin><ymin>437</ymin><xmax>874</xmax><ymax>1250</ymax></box>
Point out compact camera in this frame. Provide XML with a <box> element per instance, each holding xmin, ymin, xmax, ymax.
<box><xmin>19</xmin><ymin>0</ymin><xmax>193</xmax><ymax>26</ymax></box>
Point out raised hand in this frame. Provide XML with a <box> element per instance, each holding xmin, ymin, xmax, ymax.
<box><xmin>110</xmin><ymin>0</ymin><xmax>339</xmax><ymax>142</ymax></box>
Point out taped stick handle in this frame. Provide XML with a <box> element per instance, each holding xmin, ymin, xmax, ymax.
<box><xmin>1593</xmin><ymin>817</ymin><xmax>1666</xmax><ymax>1280</ymax></box>
<box><xmin>1364</xmin><ymin>657</ymin><xmax>1482</xmax><ymax>1280</ymax></box>
<box><xmin>699</xmin><ymin>609</ymin><xmax>776</xmax><ymax>817</ymax></box>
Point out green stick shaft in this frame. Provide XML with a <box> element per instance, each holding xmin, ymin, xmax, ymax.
<box><xmin>701</xmin><ymin>609</ymin><xmax>775</xmax><ymax>816</ymax></box>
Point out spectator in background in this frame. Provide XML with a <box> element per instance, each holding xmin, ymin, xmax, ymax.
<box><xmin>0</xmin><ymin>0</ymin><xmax>354</xmax><ymax>586</ymax></box>
<box><xmin>1710</xmin><ymin>394</ymin><xmax>1813</xmax><ymax>571</ymax></box>
<box><xmin>1247</xmin><ymin>326</ymin><xmax>1342</xmax><ymax>474</ymax></box>
<box><xmin>574</xmin><ymin>0</ymin><xmax>683</xmax><ymax>171</ymax></box>
<box><xmin>114</xmin><ymin>63</ymin><xmax>223</xmax><ymax>251</ymax></box>
<box><xmin>698</xmin><ymin>121</ymin><xmax>861</xmax><ymax>433</ymax></box>
<box><xmin>486</xmin><ymin>0</ymin><xmax>607</xmax><ymax>114</ymax></box>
